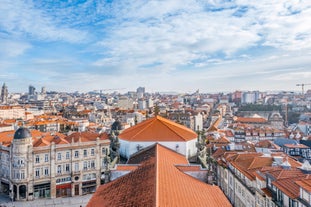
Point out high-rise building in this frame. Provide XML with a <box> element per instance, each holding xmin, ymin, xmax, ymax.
<box><xmin>136</xmin><ymin>87</ymin><xmax>145</xmax><ymax>99</ymax></box>
<box><xmin>29</xmin><ymin>85</ymin><xmax>36</xmax><ymax>95</ymax></box>
<box><xmin>136</xmin><ymin>87</ymin><xmax>145</xmax><ymax>94</ymax></box>
<box><xmin>41</xmin><ymin>86</ymin><xmax>46</xmax><ymax>94</ymax></box>
<box><xmin>1</xmin><ymin>83</ymin><xmax>8</xmax><ymax>104</ymax></box>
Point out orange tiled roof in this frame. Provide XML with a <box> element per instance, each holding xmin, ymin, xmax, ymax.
<box><xmin>272</xmin><ymin>175</ymin><xmax>306</xmax><ymax>199</ymax></box>
<box><xmin>284</xmin><ymin>144</ymin><xmax>309</xmax><ymax>149</ymax></box>
<box><xmin>65</xmin><ymin>131</ymin><xmax>109</xmax><ymax>143</ymax></box>
<box><xmin>0</xmin><ymin>130</ymin><xmax>67</xmax><ymax>147</ymax></box>
<box><xmin>296</xmin><ymin>178</ymin><xmax>311</xmax><ymax>193</ymax></box>
<box><xmin>175</xmin><ymin>165</ymin><xmax>202</xmax><ymax>171</ymax></box>
<box><xmin>268</xmin><ymin>168</ymin><xmax>304</xmax><ymax>180</ymax></box>
<box><xmin>235</xmin><ymin>117</ymin><xmax>267</xmax><ymax>123</ymax></box>
<box><xmin>261</xmin><ymin>188</ymin><xmax>272</xmax><ymax>197</ymax></box>
<box><xmin>114</xmin><ymin>165</ymin><xmax>139</xmax><ymax>171</ymax></box>
<box><xmin>87</xmin><ymin>144</ymin><xmax>231</xmax><ymax>207</ymax></box>
<box><xmin>255</xmin><ymin>140</ymin><xmax>280</xmax><ymax>149</ymax></box>
<box><xmin>229</xmin><ymin>153</ymin><xmax>273</xmax><ymax>180</ymax></box>
<box><xmin>119</xmin><ymin>115</ymin><xmax>197</xmax><ymax>142</ymax></box>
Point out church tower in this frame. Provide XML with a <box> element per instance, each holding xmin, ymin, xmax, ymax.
<box><xmin>1</xmin><ymin>83</ymin><xmax>8</xmax><ymax>104</ymax></box>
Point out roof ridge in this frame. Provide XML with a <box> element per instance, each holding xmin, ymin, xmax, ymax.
<box><xmin>119</xmin><ymin>118</ymin><xmax>154</xmax><ymax>137</ymax></box>
<box><xmin>157</xmin><ymin>117</ymin><xmax>190</xmax><ymax>141</ymax></box>
<box><xmin>157</xmin><ymin>115</ymin><xmax>196</xmax><ymax>134</ymax></box>
<box><xmin>130</xmin><ymin>118</ymin><xmax>156</xmax><ymax>140</ymax></box>
<box><xmin>155</xmin><ymin>144</ymin><xmax>159</xmax><ymax>207</ymax></box>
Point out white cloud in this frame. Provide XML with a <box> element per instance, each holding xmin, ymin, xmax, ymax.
<box><xmin>0</xmin><ymin>40</ymin><xmax>31</xmax><ymax>57</ymax></box>
<box><xmin>1</xmin><ymin>0</ymin><xmax>311</xmax><ymax>93</ymax></box>
<box><xmin>93</xmin><ymin>0</ymin><xmax>311</xmax><ymax>74</ymax></box>
<box><xmin>0</xmin><ymin>0</ymin><xmax>88</xmax><ymax>42</ymax></box>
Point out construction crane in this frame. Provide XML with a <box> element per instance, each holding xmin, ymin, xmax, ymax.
<box><xmin>296</xmin><ymin>83</ymin><xmax>311</xmax><ymax>95</ymax></box>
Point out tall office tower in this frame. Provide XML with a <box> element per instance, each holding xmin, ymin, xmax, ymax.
<box><xmin>41</xmin><ymin>86</ymin><xmax>46</xmax><ymax>94</ymax></box>
<box><xmin>136</xmin><ymin>87</ymin><xmax>145</xmax><ymax>99</ymax></box>
<box><xmin>1</xmin><ymin>83</ymin><xmax>8</xmax><ymax>104</ymax></box>
<box><xmin>29</xmin><ymin>85</ymin><xmax>36</xmax><ymax>95</ymax></box>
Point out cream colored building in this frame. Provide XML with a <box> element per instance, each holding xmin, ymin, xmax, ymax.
<box><xmin>0</xmin><ymin>128</ymin><xmax>110</xmax><ymax>201</ymax></box>
<box><xmin>0</xmin><ymin>106</ymin><xmax>25</xmax><ymax>120</ymax></box>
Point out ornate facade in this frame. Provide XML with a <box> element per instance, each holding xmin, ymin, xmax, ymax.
<box><xmin>0</xmin><ymin>127</ymin><xmax>111</xmax><ymax>201</ymax></box>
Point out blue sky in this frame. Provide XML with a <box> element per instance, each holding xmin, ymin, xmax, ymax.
<box><xmin>1</xmin><ymin>0</ymin><xmax>311</xmax><ymax>93</ymax></box>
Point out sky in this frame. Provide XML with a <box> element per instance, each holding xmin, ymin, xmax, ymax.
<box><xmin>0</xmin><ymin>0</ymin><xmax>311</xmax><ymax>94</ymax></box>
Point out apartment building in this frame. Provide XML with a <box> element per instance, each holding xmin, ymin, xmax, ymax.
<box><xmin>0</xmin><ymin>128</ymin><xmax>110</xmax><ymax>201</ymax></box>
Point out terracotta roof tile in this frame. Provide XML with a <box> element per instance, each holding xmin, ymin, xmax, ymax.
<box><xmin>272</xmin><ymin>175</ymin><xmax>306</xmax><ymax>199</ymax></box>
<box><xmin>261</xmin><ymin>188</ymin><xmax>272</xmax><ymax>197</ymax></box>
<box><xmin>296</xmin><ymin>178</ymin><xmax>311</xmax><ymax>192</ymax></box>
<box><xmin>235</xmin><ymin>117</ymin><xmax>267</xmax><ymax>123</ymax></box>
<box><xmin>115</xmin><ymin>165</ymin><xmax>139</xmax><ymax>171</ymax></box>
<box><xmin>87</xmin><ymin>144</ymin><xmax>231</xmax><ymax>207</ymax></box>
<box><xmin>65</xmin><ymin>131</ymin><xmax>109</xmax><ymax>143</ymax></box>
<box><xmin>284</xmin><ymin>144</ymin><xmax>309</xmax><ymax>149</ymax></box>
<box><xmin>119</xmin><ymin>115</ymin><xmax>197</xmax><ymax>142</ymax></box>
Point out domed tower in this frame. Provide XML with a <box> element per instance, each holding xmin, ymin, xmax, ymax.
<box><xmin>10</xmin><ymin>127</ymin><xmax>34</xmax><ymax>201</ymax></box>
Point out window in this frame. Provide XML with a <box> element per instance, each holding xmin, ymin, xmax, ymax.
<box><xmin>74</xmin><ymin>163</ymin><xmax>79</xmax><ymax>172</ymax></box>
<box><xmin>65</xmin><ymin>164</ymin><xmax>70</xmax><ymax>172</ymax></box>
<box><xmin>91</xmin><ymin>148</ymin><xmax>95</xmax><ymax>156</ymax></box>
<box><xmin>91</xmin><ymin>160</ymin><xmax>95</xmax><ymax>169</ymax></box>
<box><xmin>44</xmin><ymin>167</ymin><xmax>49</xmax><ymax>176</ymax></box>
<box><xmin>57</xmin><ymin>152</ymin><xmax>61</xmax><ymax>161</ymax></box>
<box><xmin>35</xmin><ymin>155</ymin><xmax>40</xmax><ymax>163</ymax></box>
<box><xmin>66</xmin><ymin>151</ymin><xmax>70</xmax><ymax>160</ymax></box>
<box><xmin>83</xmin><ymin>161</ymin><xmax>87</xmax><ymax>170</ymax></box>
<box><xmin>102</xmin><ymin>148</ymin><xmax>106</xmax><ymax>155</ymax></box>
<box><xmin>74</xmin><ymin>150</ymin><xmax>79</xmax><ymax>158</ymax></box>
<box><xmin>84</xmin><ymin>150</ymin><xmax>87</xmax><ymax>157</ymax></box>
<box><xmin>14</xmin><ymin>171</ymin><xmax>20</xmax><ymax>179</ymax></box>
<box><xmin>20</xmin><ymin>170</ymin><xmax>25</xmax><ymax>179</ymax></box>
<box><xmin>57</xmin><ymin>165</ymin><xmax>62</xmax><ymax>174</ymax></box>
<box><xmin>45</xmin><ymin>154</ymin><xmax>49</xmax><ymax>162</ymax></box>
<box><xmin>56</xmin><ymin>177</ymin><xmax>71</xmax><ymax>184</ymax></box>
<box><xmin>35</xmin><ymin>168</ymin><xmax>40</xmax><ymax>177</ymax></box>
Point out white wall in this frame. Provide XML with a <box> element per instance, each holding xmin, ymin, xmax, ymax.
<box><xmin>119</xmin><ymin>139</ymin><xmax>197</xmax><ymax>159</ymax></box>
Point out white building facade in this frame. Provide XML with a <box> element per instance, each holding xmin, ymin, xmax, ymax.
<box><xmin>0</xmin><ymin>128</ymin><xmax>111</xmax><ymax>201</ymax></box>
<box><xmin>118</xmin><ymin>115</ymin><xmax>198</xmax><ymax>159</ymax></box>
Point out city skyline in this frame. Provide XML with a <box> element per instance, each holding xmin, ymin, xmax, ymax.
<box><xmin>1</xmin><ymin>0</ymin><xmax>311</xmax><ymax>93</ymax></box>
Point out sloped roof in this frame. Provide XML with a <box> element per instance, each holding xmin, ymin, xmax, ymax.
<box><xmin>87</xmin><ymin>144</ymin><xmax>231</xmax><ymax>207</ymax></box>
<box><xmin>119</xmin><ymin>115</ymin><xmax>197</xmax><ymax>142</ymax></box>
<box><xmin>234</xmin><ymin>117</ymin><xmax>267</xmax><ymax>123</ymax></box>
<box><xmin>255</xmin><ymin>140</ymin><xmax>280</xmax><ymax>149</ymax></box>
<box><xmin>272</xmin><ymin>176</ymin><xmax>306</xmax><ymax>199</ymax></box>
<box><xmin>65</xmin><ymin>131</ymin><xmax>109</xmax><ymax>143</ymax></box>
<box><xmin>296</xmin><ymin>178</ymin><xmax>311</xmax><ymax>192</ymax></box>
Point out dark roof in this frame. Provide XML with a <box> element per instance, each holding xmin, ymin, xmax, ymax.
<box><xmin>300</xmin><ymin>140</ymin><xmax>311</xmax><ymax>148</ymax></box>
<box><xmin>14</xmin><ymin>127</ymin><xmax>31</xmax><ymax>140</ymax></box>
<box><xmin>274</xmin><ymin>138</ymin><xmax>298</xmax><ymax>148</ymax></box>
<box><xmin>111</xmin><ymin>120</ymin><xmax>122</xmax><ymax>131</ymax></box>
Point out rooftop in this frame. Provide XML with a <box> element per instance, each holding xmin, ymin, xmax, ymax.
<box><xmin>119</xmin><ymin>115</ymin><xmax>197</xmax><ymax>142</ymax></box>
<box><xmin>87</xmin><ymin>144</ymin><xmax>231</xmax><ymax>207</ymax></box>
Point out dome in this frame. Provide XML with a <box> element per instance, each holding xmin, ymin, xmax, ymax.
<box><xmin>14</xmin><ymin>127</ymin><xmax>31</xmax><ymax>140</ymax></box>
<box><xmin>111</xmin><ymin>120</ymin><xmax>122</xmax><ymax>131</ymax></box>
